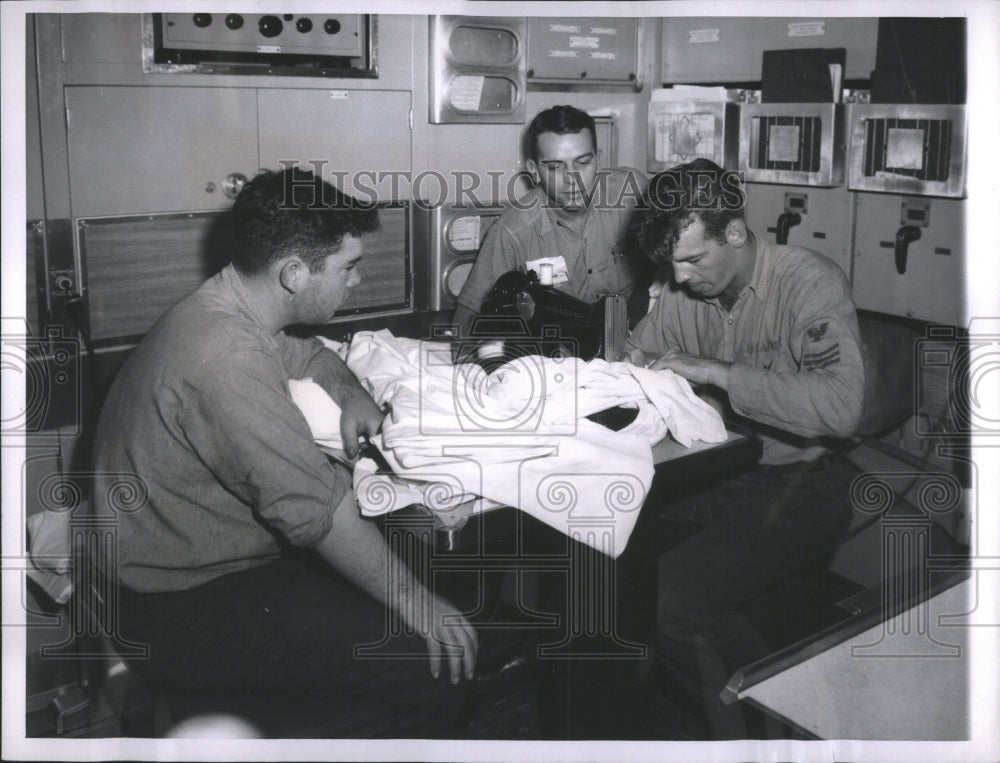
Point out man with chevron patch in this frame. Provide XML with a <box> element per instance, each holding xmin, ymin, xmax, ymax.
<box><xmin>624</xmin><ymin>158</ymin><xmax>865</xmax><ymax>739</ymax></box>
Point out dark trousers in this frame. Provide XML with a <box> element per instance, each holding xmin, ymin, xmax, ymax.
<box><xmin>117</xmin><ymin>554</ymin><xmax>469</xmax><ymax>738</ymax></box>
<box><xmin>654</xmin><ymin>455</ymin><xmax>856</xmax><ymax>739</ymax></box>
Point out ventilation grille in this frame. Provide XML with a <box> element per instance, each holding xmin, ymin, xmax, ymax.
<box><xmin>749</xmin><ymin>116</ymin><xmax>823</xmax><ymax>173</ymax></box>
<box><xmin>861</xmin><ymin>118</ymin><xmax>953</xmax><ymax>182</ymax></box>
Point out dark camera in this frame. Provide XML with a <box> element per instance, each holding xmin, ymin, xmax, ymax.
<box><xmin>2</xmin><ymin>324</ymin><xmax>82</xmax><ymax>435</ymax></box>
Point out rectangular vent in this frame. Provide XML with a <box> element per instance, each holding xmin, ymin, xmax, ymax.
<box><xmin>862</xmin><ymin>118</ymin><xmax>953</xmax><ymax>182</ymax></box>
<box><xmin>749</xmin><ymin>116</ymin><xmax>822</xmax><ymax>173</ymax></box>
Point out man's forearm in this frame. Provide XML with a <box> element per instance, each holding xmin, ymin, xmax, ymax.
<box><xmin>312</xmin><ymin>489</ymin><xmax>426</xmax><ymax>625</ymax></box>
<box><xmin>304</xmin><ymin>348</ymin><xmax>372</xmax><ymax>407</ymax></box>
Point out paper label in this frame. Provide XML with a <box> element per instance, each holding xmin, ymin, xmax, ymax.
<box><xmin>447</xmin><ymin>216</ymin><xmax>482</xmax><ymax>252</ymax></box>
<box><xmin>787</xmin><ymin>21</ymin><xmax>826</xmax><ymax>37</ymax></box>
<box><xmin>569</xmin><ymin>36</ymin><xmax>601</xmax><ymax>49</ymax></box>
<box><xmin>688</xmin><ymin>28</ymin><xmax>720</xmax><ymax>44</ymax></box>
<box><xmin>590</xmin><ymin>51</ymin><xmax>618</xmax><ymax>60</ymax></box>
<box><xmin>766</xmin><ymin>125</ymin><xmax>802</xmax><ymax>163</ymax></box>
<box><xmin>550</xmin><ymin>24</ymin><xmax>581</xmax><ymax>33</ymax></box>
<box><xmin>590</xmin><ymin>27</ymin><xmax>618</xmax><ymax>36</ymax></box>
<box><xmin>655</xmin><ymin>112</ymin><xmax>716</xmax><ymax>163</ymax></box>
<box><xmin>526</xmin><ymin>256</ymin><xmax>570</xmax><ymax>285</ymax></box>
<box><xmin>549</xmin><ymin>50</ymin><xmax>580</xmax><ymax>58</ymax></box>
<box><xmin>448</xmin><ymin>75</ymin><xmax>485</xmax><ymax>111</ymax></box>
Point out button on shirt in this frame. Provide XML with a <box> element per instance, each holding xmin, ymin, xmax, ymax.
<box><xmin>456</xmin><ymin>167</ymin><xmax>646</xmax><ymax>311</ymax></box>
<box><xmin>627</xmin><ymin>237</ymin><xmax>865</xmax><ymax>465</ymax></box>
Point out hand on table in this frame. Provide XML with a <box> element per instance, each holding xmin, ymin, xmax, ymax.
<box><xmin>642</xmin><ymin>349</ymin><xmax>733</xmax><ymax>390</ymax></box>
<box><xmin>338</xmin><ymin>389</ymin><xmax>386</xmax><ymax>459</ymax></box>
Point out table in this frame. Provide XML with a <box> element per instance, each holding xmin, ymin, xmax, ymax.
<box><xmin>377</xmin><ymin>424</ymin><xmax>762</xmax><ymax>739</ymax></box>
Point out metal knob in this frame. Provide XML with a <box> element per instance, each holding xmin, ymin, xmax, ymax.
<box><xmin>258</xmin><ymin>15</ymin><xmax>283</xmax><ymax>38</ymax></box>
<box><xmin>222</xmin><ymin>173</ymin><xmax>248</xmax><ymax>200</ymax></box>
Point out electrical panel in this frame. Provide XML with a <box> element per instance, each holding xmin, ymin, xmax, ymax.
<box><xmin>848</xmin><ymin>104</ymin><xmax>967</xmax><ymax>198</ymax></box>
<box><xmin>736</xmin><ymin>101</ymin><xmax>847</xmax><ymax>187</ymax></box>
<box><xmin>745</xmin><ymin>184</ymin><xmax>854</xmax><ymax>280</ymax></box>
<box><xmin>852</xmin><ymin>194</ymin><xmax>965</xmax><ymax>326</ymax></box>
<box><xmin>526</xmin><ymin>17</ymin><xmax>641</xmax><ymax>87</ymax></box>
<box><xmin>147</xmin><ymin>13</ymin><xmax>373</xmax><ymax>77</ymax></box>
<box><xmin>646</xmin><ymin>91</ymin><xmax>742</xmax><ymax>172</ymax></box>
<box><xmin>429</xmin><ymin>16</ymin><xmax>527</xmax><ymax>124</ymax></box>
<box><xmin>412</xmin><ymin>205</ymin><xmax>506</xmax><ymax>311</ymax></box>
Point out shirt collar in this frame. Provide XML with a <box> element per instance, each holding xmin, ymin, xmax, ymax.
<box><xmin>744</xmin><ymin>231</ymin><xmax>771</xmax><ymax>302</ymax></box>
<box><xmin>531</xmin><ymin>168</ymin><xmax>625</xmax><ymax>235</ymax></box>
<box><xmin>215</xmin><ymin>264</ymin><xmax>277</xmax><ymax>334</ymax></box>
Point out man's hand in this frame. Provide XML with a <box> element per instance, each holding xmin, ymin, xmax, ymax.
<box><xmin>314</xmin><ymin>488</ymin><xmax>478</xmax><ymax>685</ymax></box>
<box><xmin>408</xmin><ymin>594</ymin><xmax>479</xmax><ymax>684</ymax></box>
<box><xmin>647</xmin><ymin>349</ymin><xmax>732</xmax><ymax>390</ymax></box>
<box><xmin>338</xmin><ymin>388</ymin><xmax>385</xmax><ymax>459</ymax></box>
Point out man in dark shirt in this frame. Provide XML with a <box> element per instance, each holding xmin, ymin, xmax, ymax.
<box><xmin>93</xmin><ymin>168</ymin><xmax>476</xmax><ymax>737</ymax></box>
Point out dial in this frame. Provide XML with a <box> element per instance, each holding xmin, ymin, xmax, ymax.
<box><xmin>258</xmin><ymin>15</ymin><xmax>283</xmax><ymax>38</ymax></box>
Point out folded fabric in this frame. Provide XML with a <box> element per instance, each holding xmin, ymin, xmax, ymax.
<box><xmin>288</xmin><ymin>377</ymin><xmax>345</xmax><ymax>453</ymax></box>
<box><xmin>292</xmin><ymin>330</ymin><xmax>727</xmax><ymax>558</ymax></box>
<box><xmin>26</xmin><ymin>510</ymin><xmax>73</xmax><ymax>605</ymax></box>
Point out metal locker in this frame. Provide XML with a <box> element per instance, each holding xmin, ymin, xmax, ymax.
<box><xmin>852</xmin><ymin>194</ymin><xmax>965</xmax><ymax>327</ymax></box>
<box><xmin>258</xmin><ymin>89</ymin><xmax>412</xmax><ymax>203</ymax></box>
<box><xmin>745</xmin><ymin>183</ymin><xmax>854</xmax><ymax>281</ymax></box>
<box><xmin>65</xmin><ymin>86</ymin><xmax>260</xmax><ymax>218</ymax></box>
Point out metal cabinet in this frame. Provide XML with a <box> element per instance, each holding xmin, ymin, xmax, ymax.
<box><xmin>746</xmin><ymin>183</ymin><xmax>854</xmax><ymax>280</ymax></box>
<box><xmin>65</xmin><ymin>86</ymin><xmax>259</xmax><ymax>217</ymax></box>
<box><xmin>852</xmin><ymin>194</ymin><xmax>965</xmax><ymax>326</ymax></box>
<box><xmin>660</xmin><ymin>17</ymin><xmax>878</xmax><ymax>84</ymax></box>
<box><xmin>258</xmin><ymin>88</ymin><xmax>412</xmax><ymax>202</ymax></box>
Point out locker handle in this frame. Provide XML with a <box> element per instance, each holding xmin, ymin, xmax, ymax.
<box><xmin>894</xmin><ymin>225</ymin><xmax>922</xmax><ymax>275</ymax></box>
<box><xmin>776</xmin><ymin>212</ymin><xmax>801</xmax><ymax>245</ymax></box>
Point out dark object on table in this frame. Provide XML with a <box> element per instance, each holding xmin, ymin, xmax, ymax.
<box><xmin>585</xmin><ymin>405</ymin><xmax>640</xmax><ymax>432</ymax></box>
<box><xmin>476</xmin><ymin>270</ymin><xmax>611</xmax><ymax>361</ymax></box>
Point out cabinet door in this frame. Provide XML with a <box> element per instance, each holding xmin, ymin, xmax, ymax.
<box><xmin>746</xmin><ymin>183</ymin><xmax>854</xmax><ymax>281</ymax></box>
<box><xmin>852</xmin><ymin>195</ymin><xmax>965</xmax><ymax>326</ymax></box>
<box><xmin>65</xmin><ymin>86</ymin><xmax>259</xmax><ymax>217</ymax></box>
<box><xmin>258</xmin><ymin>89</ymin><xmax>412</xmax><ymax>203</ymax></box>
<box><xmin>661</xmin><ymin>18</ymin><xmax>878</xmax><ymax>84</ymax></box>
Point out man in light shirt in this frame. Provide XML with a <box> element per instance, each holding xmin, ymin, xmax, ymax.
<box><xmin>626</xmin><ymin>158</ymin><xmax>865</xmax><ymax>739</ymax></box>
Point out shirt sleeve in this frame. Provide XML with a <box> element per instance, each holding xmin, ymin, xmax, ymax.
<box><xmin>727</xmin><ymin>271</ymin><xmax>865</xmax><ymax>439</ymax></box>
<box><xmin>178</xmin><ymin>346</ymin><xmax>347</xmax><ymax>547</ymax></box>
<box><xmin>455</xmin><ymin>223</ymin><xmax>522</xmax><ymax>315</ymax></box>
<box><xmin>625</xmin><ymin>289</ymin><xmax>684</xmax><ymax>363</ymax></box>
<box><xmin>277</xmin><ymin>332</ymin><xmax>327</xmax><ymax>379</ymax></box>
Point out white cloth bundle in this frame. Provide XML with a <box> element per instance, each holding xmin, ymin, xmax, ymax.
<box><xmin>290</xmin><ymin>330</ymin><xmax>726</xmax><ymax>558</ymax></box>
<box><xmin>26</xmin><ymin>510</ymin><xmax>74</xmax><ymax>605</ymax></box>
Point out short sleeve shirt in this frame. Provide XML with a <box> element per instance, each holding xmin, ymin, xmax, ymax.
<box><xmin>456</xmin><ymin>168</ymin><xmax>647</xmax><ymax>312</ymax></box>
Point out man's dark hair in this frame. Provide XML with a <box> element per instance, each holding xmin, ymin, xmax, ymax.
<box><xmin>231</xmin><ymin>168</ymin><xmax>380</xmax><ymax>276</ymax></box>
<box><xmin>627</xmin><ymin>158</ymin><xmax>746</xmax><ymax>265</ymax></box>
<box><xmin>523</xmin><ymin>105</ymin><xmax>598</xmax><ymax>162</ymax></box>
